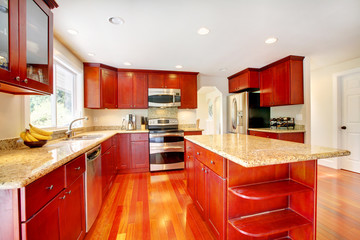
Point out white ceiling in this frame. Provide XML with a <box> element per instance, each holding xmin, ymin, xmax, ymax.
<box><xmin>53</xmin><ymin>0</ymin><xmax>360</xmax><ymax>77</ymax></box>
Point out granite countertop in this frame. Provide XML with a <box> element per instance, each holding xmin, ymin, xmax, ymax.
<box><xmin>0</xmin><ymin>130</ymin><xmax>149</xmax><ymax>189</ymax></box>
<box><xmin>185</xmin><ymin>134</ymin><xmax>350</xmax><ymax>168</ymax></box>
<box><xmin>248</xmin><ymin>128</ymin><xmax>306</xmax><ymax>133</ymax></box>
<box><xmin>180</xmin><ymin>128</ymin><xmax>204</xmax><ymax>132</ymax></box>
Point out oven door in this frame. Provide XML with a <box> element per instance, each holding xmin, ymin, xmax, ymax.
<box><xmin>149</xmin><ymin>132</ymin><xmax>184</xmax><ymax>171</ymax></box>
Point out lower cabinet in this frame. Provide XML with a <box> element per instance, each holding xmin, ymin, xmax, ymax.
<box><xmin>102</xmin><ymin>145</ymin><xmax>116</xmax><ymax>198</ymax></box>
<box><xmin>21</xmin><ymin>170</ymin><xmax>85</xmax><ymax>240</ymax></box>
<box><xmin>193</xmin><ymin>158</ymin><xmax>226</xmax><ymax>240</ymax></box>
<box><xmin>248</xmin><ymin>130</ymin><xmax>305</xmax><ymax>143</ymax></box>
<box><xmin>117</xmin><ymin>133</ymin><xmax>149</xmax><ymax>173</ymax></box>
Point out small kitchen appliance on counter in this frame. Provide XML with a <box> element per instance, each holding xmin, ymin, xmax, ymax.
<box><xmin>148</xmin><ymin>118</ymin><xmax>184</xmax><ymax>172</ymax></box>
<box><xmin>227</xmin><ymin>92</ymin><xmax>270</xmax><ymax>134</ymax></box>
<box><xmin>127</xmin><ymin>114</ymin><xmax>136</xmax><ymax>130</ymax></box>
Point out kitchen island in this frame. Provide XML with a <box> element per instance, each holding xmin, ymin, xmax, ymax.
<box><xmin>184</xmin><ymin>134</ymin><xmax>350</xmax><ymax>240</ymax></box>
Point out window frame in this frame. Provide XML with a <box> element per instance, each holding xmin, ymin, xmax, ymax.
<box><xmin>25</xmin><ymin>56</ymin><xmax>83</xmax><ymax>130</ymax></box>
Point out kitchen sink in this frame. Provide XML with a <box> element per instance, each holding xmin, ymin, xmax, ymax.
<box><xmin>64</xmin><ymin>134</ymin><xmax>104</xmax><ymax>141</ymax></box>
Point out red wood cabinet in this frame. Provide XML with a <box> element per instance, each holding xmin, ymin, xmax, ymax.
<box><xmin>248</xmin><ymin>130</ymin><xmax>305</xmax><ymax>143</ymax></box>
<box><xmin>228</xmin><ymin>68</ymin><xmax>259</xmax><ymax>93</ymax></box>
<box><xmin>84</xmin><ymin>63</ymin><xmax>118</xmax><ymax>109</ymax></box>
<box><xmin>184</xmin><ymin>131</ymin><xmax>202</xmax><ymax>136</ymax></box>
<box><xmin>179</xmin><ymin>74</ymin><xmax>198</xmax><ymax>109</ymax></box>
<box><xmin>102</xmin><ymin>146</ymin><xmax>116</xmax><ymax>198</ymax></box>
<box><xmin>118</xmin><ymin>72</ymin><xmax>148</xmax><ymax>109</ymax></box>
<box><xmin>194</xmin><ymin>158</ymin><xmax>226</xmax><ymax>240</ymax></box>
<box><xmin>260</xmin><ymin>56</ymin><xmax>304</xmax><ymax>107</ymax></box>
<box><xmin>148</xmin><ymin>73</ymin><xmax>180</xmax><ymax>88</ymax></box>
<box><xmin>0</xmin><ymin>0</ymin><xmax>54</xmax><ymax>95</ymax></box>
<box><xmin>117</xmin><ymin>133</ymin><xmax>149</xmax><ymax>173</ymax></box>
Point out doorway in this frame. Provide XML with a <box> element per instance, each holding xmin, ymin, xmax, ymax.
<box><xmin>336</xmin><ymin>69</ymin><xmax>360</xmax><ymax>173</ymax></box>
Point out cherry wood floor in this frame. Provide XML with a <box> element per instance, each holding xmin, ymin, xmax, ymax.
<box><xmin>85</xmin><ymin>166</ymin><xmax>360</xmax><ymax>240</ymax></box>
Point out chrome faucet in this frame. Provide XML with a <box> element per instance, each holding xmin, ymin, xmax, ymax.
<box><xmin>66</xmin><ymin>116</ymin><xmax>89</xmax><ymax>138</ymax></box>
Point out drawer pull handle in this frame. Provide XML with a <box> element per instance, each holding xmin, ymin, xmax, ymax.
<box><xmin>201</xmin><ymin>168</ymin><xmax>204</xmax><ymax>171</ymax></box>
<box><xmin>46</xmin><ymin>185</ymin><xmax>54</xmax><ymax>190</ymax></box>
<box><xmin>211</xmin><ymin>160</ymin><xmax>214</xmax><ymax>164</ymax></box>
<box><xmin>66</xmin><ymin>190</ymin><xmax>72</xmax><ymax>195</ymax></box>
<box><xmin>197</xmin><ymin>152</ymin><xmax>200</xmax><ymax>155</ymax></box>
<box><xmin>59</xmin><ymin>195</ymin><xmax>66</xmax><ymax>200</ymax></box>
<box><xmin>75</xmin><ymin>167</ymin><xmax>81</xmax><ymax>170</ymax></box>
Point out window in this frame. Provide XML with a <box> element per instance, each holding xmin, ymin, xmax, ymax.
<box><xmin>30</xmin><ymin>59</ymin><xmax>82</xmax><ymax>128</ymax></box>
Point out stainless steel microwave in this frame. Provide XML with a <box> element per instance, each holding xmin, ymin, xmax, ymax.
<box><xmin>148</xmin><ymin>88</ymin><xmax>181</xmax><ymax>107</ymax></box>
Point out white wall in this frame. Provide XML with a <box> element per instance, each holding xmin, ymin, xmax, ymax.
<box><xmin>311</xmin><ymin>57</ymin><xmax>360</xmax><ymax>168</ymax></box>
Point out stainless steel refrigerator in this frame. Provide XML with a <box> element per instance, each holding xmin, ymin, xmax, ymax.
<box><xmin>227</xmin><ymin>92</ymin><xmax>270</xmax><ymax>134</ymax></box>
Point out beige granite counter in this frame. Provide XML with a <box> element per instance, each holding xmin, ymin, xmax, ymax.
<box><xmin>185</xmin><ymin>134</ymin><xmax>350</xmax><ymax>168</ymax></box>
<box><xmin>180</xmin><ymin>128</ymin><xmax>204</xmax><ymax>132</ymax></box>
<box><xmin>248</xmin><ymin>128</ymin><xmax>305</xmax><ymax>133</ymax></box>
<box><xmin>0</xmin><ymin>130</ymin><xmax>149</xmax><ymax>189</ymax></box>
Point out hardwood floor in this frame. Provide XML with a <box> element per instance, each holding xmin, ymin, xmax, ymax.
<box><xmin>85</xmin><ymin>171</ymin><xmax>215</xmax><ymax>240</ymax></box>
<box><xmin>86</xmin><ymin>166</ymin><xmax>360</xmax><ymax>240</ymax></box>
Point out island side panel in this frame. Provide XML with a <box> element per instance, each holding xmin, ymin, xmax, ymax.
<box><xmin>0</xmin><ymin>189</ymin><xmax>21</xmax><ymax>240</ymax></box>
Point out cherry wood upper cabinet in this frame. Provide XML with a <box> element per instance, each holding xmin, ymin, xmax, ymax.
<box><xmin>179</xmin><ymin>74</ymin><xmax>198</xmax><ymax>109</ymax></box>
<box><xmin>148</xmin><ymin>73</ymin><xmax>180</xmax><ymax>88</ymax></box>
<box><xmin>84</xmin><ymin>63</ymin><xmax>118</xmax><ymax>109</ymax></box>
<box><xmin>260</xmin><ymin>56</ymin><xmax>304</xmax><ymax>107</ymax></box>
<box><xmin>0</xmin><ymin>0</ymin><xmax>55</xmax><ymax>95</ymax></box>
<box><xmin>228</xmin><ymin>68</ymin><xmax>259</xmax><ymax>93</ymax></box>
<box><xmin>117</xmin><ymin>71</ymin><xmax>148</xmax><ymax>109</ymax></box>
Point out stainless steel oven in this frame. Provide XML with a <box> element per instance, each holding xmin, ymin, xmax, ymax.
<box><xmin>149</xmin><ymin>118</ymin><xmax>184</xmax><ymax>171</ymax></box>
<box><xmin>148</xmin><ymin>88</ymin><xmax>181</xmax><ymax>107</ymax></box>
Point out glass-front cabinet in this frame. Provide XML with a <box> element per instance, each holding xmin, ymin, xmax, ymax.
<box><xmin>0</xmin><ymin>0</ymin><xmax>54</xmax><ymax>94</ymax></box>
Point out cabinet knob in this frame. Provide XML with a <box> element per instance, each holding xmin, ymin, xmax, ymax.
<box><xmin>24</xmin><ymin>79</ymin><xmax>28</xmax><ymax>84</ymax></box>
<box><xmin>66</xmin><ymin>190</ymin><xmax>72</xmax><ymax>195</ymax></box>
<box><xmin>341</xmin><ymin>126</ymin><xmax>347</xmax><ymax>130</ymax></box>
<box><xmin>201</xmin><ymin>168</ymin><xmax>204</xmax><ymax>171</ymax></box>
<box><xmin>134</xmin><ymin>105</ymin><xmax>136</xmax><ymax>107</ymax></box>
<box><xmin>46</xmin><ymin>185</ymin><xmax>54</xmax><ymax>190</ymax></box>
<box><xmin>187</xmin><ymin>156</ymin><xmax>190</xmax><ymax>159</ymax></box>
<box><xmin>204</xmin><ymin>169</ymin><xmax>207</xmax><ymax>173</ymax></box>
<box><xmin>15</xmin><ymin>76</ymin><xmax>20</xmax><ymax>81</ymax></box>
<box><xmin>59</xmin><ymin>195</ymin><xmax>66</xmax><ymax>200</ymax></box>
<box><xmin>211</xmin><ymin>160</ymin><xmax>214</xmax><ymax>164</ymax></box>
<box><xmin>197</xmin><ymin>152</ymin><xmax>200</xmax><ymax>155</ymax></box>
<box><xmin>75</xmin><ymin>166</ymin><xmax>81</xmax><ymax>170</ymax></box>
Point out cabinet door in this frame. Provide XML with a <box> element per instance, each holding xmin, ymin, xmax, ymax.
<box><xmin>131</xmin><ymin>141</ymin><xmax>149</xmax><ymax>169</ymax></box>
<box><xmin>102</xmin><ymin>149</ymin><xmax>111</xmax><ymax>197</ymax></box>
<box><xmin>21</xmin><ymin>195</ymin><xmax>61</xmax><ymax>240</ymax></box>
<box><xmin>117</xmin><ymin>134</ymin><xmax>131</xmax><ymax>171</ymax></box>
<box><xmin>179</xmin><ymin>74</ymin><xmax>197</xmax><ymax>109</ymax></box>
<box><xmin>194</xmin><ymin>159</ymin><xmax>206</xmax><ymax>217</ymax></box>
<box><xmin>19</xmin><ymin>0</ymin><xmax>53</xmax><ymax>94</ymax></box>
<box><xmin>101</xmin><ymin>68</ymin><xmax>117</xmax><ymax>108</ymax></box>
<box><xmin>207</xmin><ymin>169</ymin><xmax>226</xmax><ymax>240</ymax></box>
<box><xmin>132</xmin><ymin>73</ymin><xmax>148</xmax><ymax>109</ymax></box>
<box><xmin>164</xmin><ymin>74</ymin><xmax>179</xmax><ymax>88</ymax></box>
<box><xmin>228</xmin><ymin>77</ymin><xmax>239</xmax><ymax>93</ymax></box>
<box><xmin>59</xmin><ymin>176</ymin><xmax>85</xmax><ymax>240</ymax></box>
<box><xmin>148</xmin><ymin>73</ymin><xmax>164</xmax><ymax>88</ymax></box>
<box><xmin>84</xmin><ymin>65</ymin><xmax>101</xmax><ymax>108</ymax></box>
<box><xmin>0</xmin><ymin>0</ymin><xmax>19</xmax><ymax>83</ymax></box>
<box><xmin>273</xmin><ymin>61</ymin><xmax>290</xmax><ymax>106</ymax></box>
<box><xmin>260</xmin><ymin>68</ymin><xmax>273</xmax><ymax>107</ymax></box>
<box><xmin>118</xmin><ymin>72</ymin><xmax>133</xmax><ymax>109</ymax></box>
<box><xmin>186</xmin><ymin>153</ymin><xmax>195</xmax><ymax>199</ymax></box>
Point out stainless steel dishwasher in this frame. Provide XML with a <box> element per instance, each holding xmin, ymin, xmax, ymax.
<box><xmin>85</xmin><ymin>145</ymin><xmax>102</xmax><ymax>232</ymax></box>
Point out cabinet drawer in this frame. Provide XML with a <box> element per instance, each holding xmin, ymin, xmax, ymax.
<box><xmin>193</xmin><ymin>144</ymin><xmax>207</xmax><ymax>163</ymax></box>
<box><xmin>130</xmin><ymin>133</ymin><xmax>148</xmax><ymax>142</ymax></box>
<box><xmin>206</xmin><ymin>152</ymin><xmax>226</xmax><ymax>178</ymax></box>
<box><xmin>186</xmin><ymin>140</ymin><xmax>194</xmax><ymax>153</ymax></box>
<box><xmin>101</xmin><ymin>138</ymin><xmax>113</xmax><ymax>152</ymax></box>
<box><xmin>65</xmin><ymin>154</ymin><xmax>85</xmax><ymax>187</ymax></box>
<box><xmin>20</xmin><ymin>166</ymin><xmax>65</xmax><ymax>221</ymax></box>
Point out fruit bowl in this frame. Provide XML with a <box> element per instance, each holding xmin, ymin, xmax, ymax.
<box><xmin>24</xmin><ymin>140</ymin><xmax>47</xmax><ymax>148</ymax></box>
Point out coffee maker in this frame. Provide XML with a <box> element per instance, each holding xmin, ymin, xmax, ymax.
<box><xmin>127</xmin><ymin>114</ymin><xmax>136</xmax><ymax>130</ymax></box>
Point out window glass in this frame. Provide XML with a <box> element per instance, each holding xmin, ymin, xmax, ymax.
<box><xmin>30</xmin><ymin>95</ymin><xmax>52</xmax><ymax>127</ymax></box>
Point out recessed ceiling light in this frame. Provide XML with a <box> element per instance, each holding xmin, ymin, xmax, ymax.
<box><xmin>265</xmin><ymin>37</ymin><xmax>278</xmax><ymax>44</ymax></box>
<box><xmin>197</xmin><ymin>27</ymin><xmax>210</xmax><ymax>35</ymax></box>
<box><xmin>109</xmin><ymin>17</ymin><xmax>125</xmax><ymax>25</ymax></box>
<box><xmin>124</xmin><ymin>62</ymin><xmax>132</xmax><ymax>66</ymax></box>
<box><xmin>67</xmin><ymin>29</ymin><xmax>78</xmax><ymax>35</ymax></box>
<box><xmin>219</xmin><ymin>68</ymin><xmax>227</xmax><ymax>72</ymax></box>
<box><xmin>88</xmin><ymin>53</ymin><xmax>95</xmax><ymax>57</ymax></box>
<box><xmin>175</xmin><ymin>65</ymin><xmax>183</xmax><ymax>69</ymax></box>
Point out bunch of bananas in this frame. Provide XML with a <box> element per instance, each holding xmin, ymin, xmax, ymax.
<box><xmin>20</xmin><ymin>124</ymin><xmax>53</xmax><ymax>142</ymax></box>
